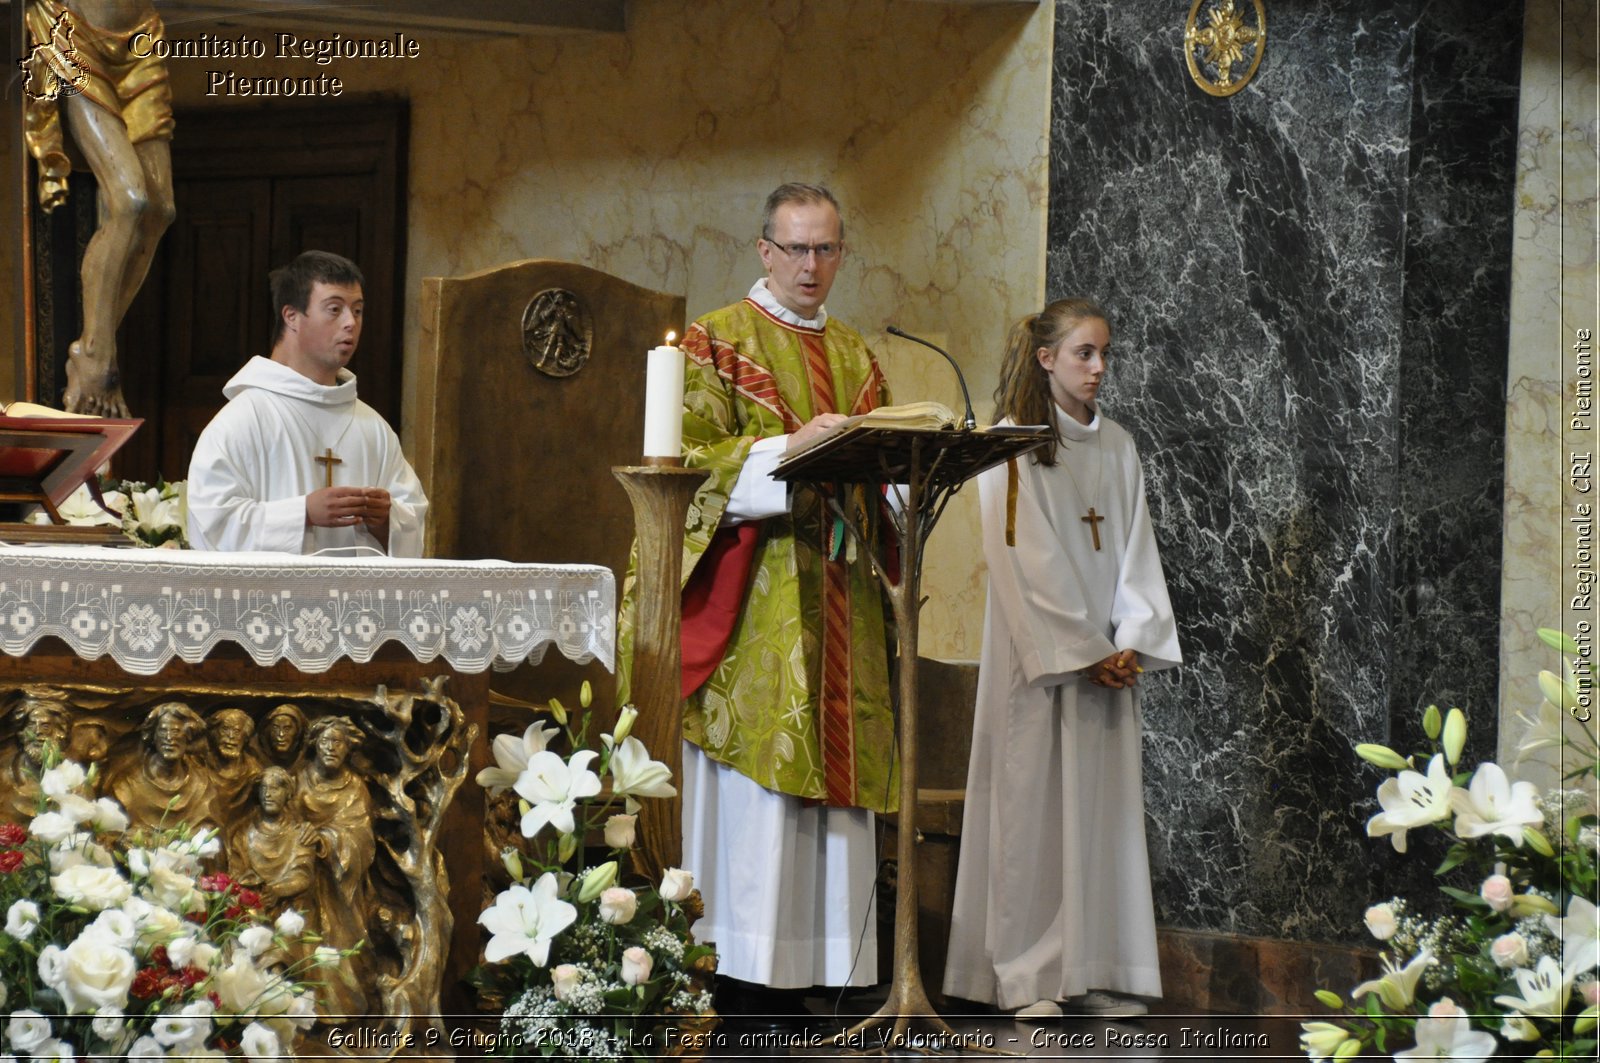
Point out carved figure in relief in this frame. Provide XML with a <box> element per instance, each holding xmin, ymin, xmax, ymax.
<box><xmin>67</xmin><ymin>720</ymin><xmax>111</xmax><ymax>766</ymax></box>
<box><xmin>22</xmin><ymin>0</ymin><xmax>178</xmax><ymax>416</ymax></box>
<box><xmin>226</xmin><ymin>767</ymin><xmax>317</xmax><ymax>912</ymax></box>
<box><xmin>257</xmin><ymin>702</ymin><xmax>308</xmax><ymax>770</ymax></box>
<box><xmin>0</xmin><ymin>695</ymin><xmax>74</xmax><ymax>822</ymax></box>
<box><xmin>204</xmin><ymin>707</ymin><xmax>261</xmax><ymax>818</ymax></box>
<box><xmin>102</xmin><ymin>701</ymin><xmax>220</xmax><ymax>831</ymax></box>
<box><xmin>297</xmin><ymin>715</ymin><xmax>376</xmax><ymax>1016</ymax></box>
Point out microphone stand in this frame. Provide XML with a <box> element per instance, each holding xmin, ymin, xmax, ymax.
<box><xmin>886</xmin><ymin>326</ymin><xmax>978</xmax><ymax>430</ymax></box>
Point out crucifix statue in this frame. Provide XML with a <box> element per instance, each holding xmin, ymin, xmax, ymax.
<box><xmin>315</xmin><ymin>448</ymin><xmax>342</xmax><ymax>488</ymax></box>
<box><xmin>1081</xmin><ymin>506</ymin><xmax>1104</xmax><ymax>551</ymax></box>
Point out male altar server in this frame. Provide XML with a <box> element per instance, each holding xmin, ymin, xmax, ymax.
<box><xmin>187</xmin><ymin>251</ymin><xmax>427</xmax><ymax>555</ymax></box>
<box><xmin>660</xmin><ymin>183</ymin><xmax>897</xmax><ymax>1000</ymax></box>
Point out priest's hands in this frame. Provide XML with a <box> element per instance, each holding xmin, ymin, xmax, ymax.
<box><xmin>306</xmin><ymin>486</ymin><xmax>391</xmax><ymax>534</ymax></box>
<box><xmin>788</xmin><ymin>413</ymin><xmax>850</xmax><ymax>450</ymax></box>
<box><xmin>1084</xmin><ymin>650</ymin><xmax>1142</xmax><ymax>689</ymax></box>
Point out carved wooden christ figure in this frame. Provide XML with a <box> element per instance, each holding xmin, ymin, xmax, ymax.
<box><xmin>22</xmin><ymin>0</ymin><xmax>177</xmax><ymax>415</ymax></box>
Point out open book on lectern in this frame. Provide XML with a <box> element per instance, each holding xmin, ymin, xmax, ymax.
<box><xmin>780</xmin><ymin>400</ymin><xmax>962</xmax><ymax>461</ymax></box>
<box><xmin>0</xmin><ymin>402</ymin><xmax>142</xmax><ymax>520</ymax></box>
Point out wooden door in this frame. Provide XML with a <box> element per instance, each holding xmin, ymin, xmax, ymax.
<box><xmin>118</xmin><ymin>102</ymin><xmax>408</xmax><ymax>482</ymax></box>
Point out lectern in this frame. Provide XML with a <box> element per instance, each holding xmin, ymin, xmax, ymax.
<box><xmin>773</xmin><ymin>422</ymin><xmax>1049</xmax><ymax>1053</ymax></box>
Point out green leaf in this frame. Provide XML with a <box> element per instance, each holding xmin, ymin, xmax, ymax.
<box><xmin>1435</xmin><ymin>847</ymin><xmax>1470</xmax><ymax>875</ymax></box>
<box><xmin>1439</xmin><ymin>886</ymin><xmax>1490</xmax><ymax>908</ymax></box>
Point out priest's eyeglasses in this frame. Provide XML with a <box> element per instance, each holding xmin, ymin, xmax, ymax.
<box><xmin>768</xmin><ymin>241</ymin><xmax>843</xmax><ymax>261</ymax></box>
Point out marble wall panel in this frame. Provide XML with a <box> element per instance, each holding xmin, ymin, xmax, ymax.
<box><xmin>1047</xmin><ymin>1</ymin><xmax>1520</xmax><ymax>941</ymax></box>
<box><xmin>1501</xmin><ymin>0</ymin><xmax>1599</xmax><ymax>786</ymax></box>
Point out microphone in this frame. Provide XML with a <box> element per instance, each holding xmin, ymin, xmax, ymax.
<box><xmin>886</xmin><ymin>325</ymin><xmax>978</xmax><ymax>430</ymax></box>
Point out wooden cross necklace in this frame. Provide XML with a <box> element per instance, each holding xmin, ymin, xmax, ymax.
<box><xmin>1060</xmin><ymin>430</ymin><xmax>1106</xmax><ymax>551</ymax></box>
<box><xmin>315</xmin><ymin>448</ymin><xmax>342</xmax><ymax>488</ymax></box>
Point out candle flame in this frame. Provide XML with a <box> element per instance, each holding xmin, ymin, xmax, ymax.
<box><xmin>665</xmin><ymin>331</ymin><xmax>677</xmax><ymax>345</ymax></box>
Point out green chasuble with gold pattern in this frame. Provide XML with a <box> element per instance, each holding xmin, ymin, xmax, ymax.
<box><xmin>621</xmin><ymin>297</ymin><xmax>899</xmax><ymax>814</ymax></box>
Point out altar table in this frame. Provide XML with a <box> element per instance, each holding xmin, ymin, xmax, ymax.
<box><xmin>0</xmin><ymin>544</ymin><xmax>616</xmax><ymax>1031</ymax></box>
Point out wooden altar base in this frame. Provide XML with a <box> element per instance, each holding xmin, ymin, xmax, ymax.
<box><xmin>0</xmin><ymin>637</ymin><xmax>492</xmax><ymax>1020</ymax></box>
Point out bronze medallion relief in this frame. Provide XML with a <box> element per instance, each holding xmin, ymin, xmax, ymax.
<box><xmin>522</xmin><ymin>287</ymin><xmax>593</xmax><ymax>378</ymax></box>
<box><xmin>1184</xmin><ymin>0</ymin><xmax>1267</xmax><ymax>98</ymax></box>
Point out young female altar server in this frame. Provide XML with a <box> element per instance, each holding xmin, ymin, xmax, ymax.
<box><xmin>942</xmin><ymin>298</ymin><xmax>1181</xmax><ymax>1021</ymax></box>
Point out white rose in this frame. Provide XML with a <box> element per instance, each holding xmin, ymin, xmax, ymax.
<box><xmin>52</xmin><ymin>864</ymin><xmax>133</xmax><ymax>910</ymax></box>
<box><xmin>659</xmin><ymin>867</ymin><xmax>694</xmax><ymax>903</ymax></box>
<box><xmin>51</xmin><ymin>793</ymin><xmax>98</xmax><ymax>826</ymax></box>
<box><xmin>7</xmin><ymin>899</ymin><xmax>42</xmax><ymax>940</ymax></box>
<box><xmin>6</xmin><ymin>1011</ymin><xmax>53</xmax><ymax>1053</ymax></box>
<box><xmin>274</xmin><ymin>909</ymin><xmax>305</xmax><ymax>937</ymax></box>
<box><xmin>211</xmin><ymin>958</ymin><xmax>273</xmax><ymax>1017</ymax></box>
<box><xmin>240</xmin><ymin>1021</ymin><xmax>280</xmax><ymax>1063</ymax></box>
<box><xmin>150</xmin><ymin>1011</ymin><xmax>200</xmax><ymax>1048</ymax></box>
<box><xmin>621</xmin><ymin>946</ymin><xmax>654</xmax><ymax>986</ymax></box>
<box><xmin>598</xmin><ymin>887</ymin><xmax>638</xmax><ymax>925</ymax></box>
<box><xmin>313</xmin><ymin>946</ymin><xmax>341</xmax><ymax>968</ymax></box>
<box><xmin>143</xmin><ymin>864</ymin><xmax>200</xmax><ymax>913</ymax></box>
<box><xmin>237</xmin><ymin>925</ymin><xmax>274</xmax><ymax>957</ymax></box>
<box><xmin>604</xmin><ymin>814</ymin><xmax>638</xmax><ymax>849</ymax></box>
<box><xmin>551</xmin><ymin>963</ymin><xmax>582</xmax><ymax>1001</ymax></box>
<box><xmin>1480</xmin><ymin>873</ymin><xmax>1514</xmax><ymax>912</ymax></box>
<box><xmin>57</xmin><ymin>932</ymin><xmax>138</xmax><ymax>1012</ymax></box>
<box><xmin>286</xmin><ymin>992</ymin><xmax>318</xmax><ymax>1031</ymax></box>
<box><xmin>189</xmin><ymin>942</ymin><xmax>220</xmax><ymax>973</ymax></box>
<box><xmin>50</xmin><ymin>834</ymin><xmax>114</xmax><ymax>873</ymax></box>
<box><xmin>91</xmin><ymin>1005</ymin><xmax>126</xmax><ymax>1040</ymax></box>
<box><xmin>1490</xmin><ymin>932</ymin><xmax>1530</xmax><ymax>968</ymax></box>
<box><xmin>29</xmin><ymin>811</ymin><xmax>75</xmax><ymax>844</ymax></box>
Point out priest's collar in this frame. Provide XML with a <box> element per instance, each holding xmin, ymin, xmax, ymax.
<box><xmin>224</xmin><ymin>355</ymin><xmax>359</xmax><ymax>407</ymax></box>
<box><xmin>1053</xmin><ymin>402</ymin><xmax>1101</xmax><ymax>440</ymax></box>
<box><xmin>747</xmin><ymin>278</ymin><xmax>828</xmax><ymax>330</ymax></box>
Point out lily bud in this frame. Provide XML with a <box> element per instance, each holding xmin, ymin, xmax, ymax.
<box><xmin>547</xmin><ymin>696</ymin><xmax>568</xmax><ymax>726</ymax></box>
<box><xmin>500</xmin><ymin>847</ymin><xmax>524</xmax><ymax>882</ymax></box>
<box><xmin>1355</xmin><ymin>744</ymin><xmax>1411</xmax><ymax>771</ymax></box>
<box><xmin>1333</xmin><ymin>1039</ymin><xmax>1362</xmax><ymax>1061</ymax></box>
<box><xmin>1522</xmin><ymin>828</ymin><xmax>1555</xmax><ymax>858</ymax></box>
<box><xmin>580</xmin><ymin>680</ymin><xmax>594</xmax><ymax>709</ymax></box>
<box><xmin>1574</xmin><ymin>1005</ymin><xmax>1597</xmax><ymax>1035</ymax></box>
<box><xmin>1421</xmin><ymin>704</ymin><xmax>1441</xmax><ymax>739</ymax></box>
<box><xmin>1538</xmin><ymin>670</ymin><xmax>1575</xmax><ymax>712</ymax></box>
<box><xmin>1537</xmin><ymin>627</ymin><xmax>1579</xmax><ymax>655</ymax></box>
<box><xmin>1313</xmin><ymin>989</ymin><xmax>1343</xmax><ymax>1010</ymax></box>
<box><xmin>612</xmin><ymin>706</ymin><xmax>638</xmax><ymax>745</ymax></box>
<box><xmin>557</xmin><ymin>832</ymin><xmax>577</xmax><ymax>864</ymax></box>
<box><xmin>1510</xmin><ymin>892</ymin><xmax>1559</xmax><ymax>918</ymax></box>
<box><xmin>1441</xmin><ymin>708</ymin><xmax>1467</xmax><ymax>766</ymax></box>
<box><xmin>577</xmin><ymin>860</ymin><xmax>619</xmax><ymax>902</ymax></box>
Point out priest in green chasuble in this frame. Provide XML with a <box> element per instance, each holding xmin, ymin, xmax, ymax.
<box><xmin>623</xmin><ymin>183</ymin><xmax>897</xmax><ymax>995</ymax></box>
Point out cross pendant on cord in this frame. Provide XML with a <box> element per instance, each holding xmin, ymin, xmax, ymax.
<box><xmin>1081</xmin><ymin>507</ymin><xmax>1104</xmax><ymax>551</ymax></box>
<box><xmin>315</xmin><ymin>448</ymin><xmax>342</xmax><ymax>488</ymax></box>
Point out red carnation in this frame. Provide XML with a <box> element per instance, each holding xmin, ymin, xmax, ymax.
<box><xmin>131</xmin><ymin>967</ymin><xmax>166</xmax><ymax>1000</ymax></box>
<box><xmin>179</xmin><ymin>966</ymin><xmax>204</xmax><ymax>989</ymax></box>
<box><xmin>0</xmin><ymin>823</ymin><xmax>26</xmax><ymax>846</ymax></box>
<box><xmin>237</xmin><ymin>888</ymin><xmax>263</xmax><ymax>911</ymax></box>
<box><xmin>0</xmin><ymin>850</ymin><xmax>24</xmax><ymax>874</ymax></box>
<box><xmin>197</xmin><ymin>872</ymin><xmax>234</xmax><ymax>893</ymax></box>
<box><xmin>149</xmin><ymin>945</ymin><xmax>171</xmax><ymax>968</ymax></box>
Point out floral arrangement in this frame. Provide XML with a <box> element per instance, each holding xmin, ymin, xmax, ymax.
<box><xmin>472</xmin><ymin>684</ymin><xmax>717</xmax><ymax>1060</ymax></box>
<box><xmin>1302</xmin><ymin>628</ymin><xmax>1599</xmax><ymax>1061</ymax></box>
<box><xmin>0</xmin><ymin>754</ymin><xmax>332</xmax><ymax>1060</ymax></box>
<box><xmin>27</xmin><ymin>479</ymin><xmax>188</xmax><ymax>549</ymax></box>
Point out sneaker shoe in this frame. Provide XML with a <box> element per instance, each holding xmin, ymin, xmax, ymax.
<box><xmin>1064</xmin><ymin>991</ymin><xmax>1147</xmax><ymax>1017</ymax></box>
<box><xmin>1012</xmin><ymin>999</ymin><xmax>1063</xmax><ymax>1021</ymax></box>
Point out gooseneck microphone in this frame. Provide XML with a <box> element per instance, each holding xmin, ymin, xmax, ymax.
<box><xmin>885</xmin><ymin>325</ymin><xmax>978</xmax><ymax>430</ymax></box>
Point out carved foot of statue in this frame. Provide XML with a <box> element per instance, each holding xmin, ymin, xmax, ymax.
<box><xmin>64</xmin><ymin>340</ymin><xmax>130</xmax><ymax>417</ymax></box>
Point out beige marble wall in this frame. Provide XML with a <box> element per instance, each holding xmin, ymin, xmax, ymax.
<box><xmin>1500</xmin><ymin>0</ymin><xmax>1599</xmax><ymax>778</ymax></box>
<box><xmin>150</xmin><ymin>0</ymin><xmax>1054</xmax><ymax>659</ymax></box>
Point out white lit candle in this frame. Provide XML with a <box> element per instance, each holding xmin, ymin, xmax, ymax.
<box><xmin>643</xmin><ymin>331</ymin><xmax>685</xmax><ymax>460</ymax></box>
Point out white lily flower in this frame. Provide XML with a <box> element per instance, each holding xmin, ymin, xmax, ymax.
<box><xmin>478</xmin><ymin>872</ymin><xmax>578</xmax><ymax>966</ymax></box>
<box><xmin>1545</xmin><ymin>895</ymin><xmax>1600</xmax><ymax>979</ymax></box>
<box><xmin>1298</xmin><ymin>1022</ymin><xmax>1349</xmax><ymax>1061</ymax></box>
<box><xmin>1394</xmin><ymin>999</ymin><xmax>1497</xmax><ymax>1062</ymax></box>
<box><xmin>1366</xmin><ymin>755</ymin><xmax>1454</xmax><ymax>853</ymax></box>
<box><xmin>608</xmin><ymin>736</ymin><xmax>676</xmax><ymax>813</ymax></box>
<box><xmin>51</xmin><ymin>484</ymin><xmax>121</xmax><ymax>527</ymax></box>
<box><xmin>513</xmin><ymin>749</ymin><xmax>601</xmax><ymax>838</ymax></box>
<box><xmin>1352</xmin><ymin>948</ymin><xmax>1433</xmax><ymax>1011</ymax></box>
<box><xmin>1449</xmin><ymin>761</ymin><xmax>1543</xmax><ymax>845</ymax></box>
<box><xmin>476</xmin><ymin>721</ymin><xmax>560</xmax><ymax>796</ymax></box>
<box><xmin>1494</xmin><ymin>954</ymin><xmax>1573</xmax><ymax>1018</ymax></box>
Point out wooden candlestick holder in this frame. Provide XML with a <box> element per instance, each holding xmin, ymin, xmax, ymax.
<box><xmin>612</xmin><ymin>461</ymin><xmax>709</xmax><ymax>879</ymax></box>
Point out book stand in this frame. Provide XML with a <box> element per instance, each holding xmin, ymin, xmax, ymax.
<box><xmin>0</xmin><ymin>415</ymin><xmax>141</xmax><ymax>545</ymax></box>
<box><xmin>773</xmin><ymin>423</ymin><xmax>1049</xmax><ymax>1055</ymax></box>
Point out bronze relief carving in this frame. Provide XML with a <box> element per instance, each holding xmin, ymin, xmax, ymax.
<box><xmin>522</xmin><ymin>287</ymin><xmax>594</xmax><ymax>378</ymax></box>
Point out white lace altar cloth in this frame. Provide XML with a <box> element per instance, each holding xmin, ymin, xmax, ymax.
<box><xmin>0</xmin><ymin>546</ymin><xmax>615</xmax><ymax>676</ymax></box>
